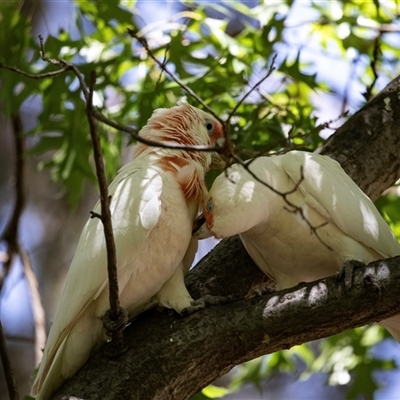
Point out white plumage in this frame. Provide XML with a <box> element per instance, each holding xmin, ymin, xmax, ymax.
<box><xmin>32</xmin><ymin>103</ymin><xmax>224</xmax><ymax>400</ymax></box>
<box><xmin>195</xmin><ymin>151</ymin><xmax>400</xmax><ymax>340</ymax></box>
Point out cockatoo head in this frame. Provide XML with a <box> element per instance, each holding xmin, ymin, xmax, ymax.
<box><xmin>193</xmin><ymin>164</ymin><xmax>266</xmax><ymax>239</ymax></box>
<box><xmin>134</xmin><ymin>102</ymin><xmax>225</xmax><ymax>170</ymax></box>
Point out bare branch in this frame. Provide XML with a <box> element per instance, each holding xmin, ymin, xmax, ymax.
<box><xmin>0</xmin><ymin>62</ymin><xmax>70</xmax><ymax>79</ymax></box>
<box><xmin>35</xmin><ymin>35</ymin><xmax>225</xmax><ymax>154</ymax></box>
<box><xmin>0</xmin><ymin>115</ymin><xmax>25</xmax><ymax>289</ymax></box>
<box><xmin>38</xmin><ymin>35</ymin><xmax>90</xmax><ymax>101</ymax></box>
<box><xmin>127</xmin><ymin>28</ymin><xmax>224</xmax><ymax>125</ymax></box>
<box><xmin>155</xmin><ymin>44</ymin><xmax>169</xmax><ymax>89</ymax></box>
<box><xmin>5</xmin><ymin>35</ymin><xmax>332</xmax><ymax>253</ymax></box>
<box><xmin>90</xmin><ymin>211</ymin><xmax>102</xmax><ymax>219</ymax></box>
<box><xmin>0</xmin><ymin>320</ymin><xmax>19</xmax><ymax>400</ymax></box>
<box><xmin>0</xmin><ymin>112</ymin><xmax>47</xmax><ymax>394</ymax></box>
<box><xmin>91</xmin><ymin>108</ymin><xmax>223</xmax><ymax>153</ymax></box>
<box><xmin>0</xmin><ymin>115</ymin><xmax>25</xmax><ymax>400</ymax></box>
<box><xmin>230</xmin><ymin>153</ymin><xmax>333</xmax><ymax>250</ymax></box>
<box><xmin>86</xmin><ymin>71</ymin><xmax>127</xmax><ymax>354</ymax></box>
<box><xmin>284</xmin><ymin>19</ymin><xmax>400</xmax><ymax>33</ymax></box>
<box><xmin>363</xmin><ymin>36</ymin><xmax>381</xmax><ymax>101</ymax></box>
<box><xmin>227</xmin><ymin>54</ymin><xmax>277</xmax><ymax>124</ymax></box>
<box><xmin>0</xmin><ymin>35</ymin><xmax>228</xmax><ymax>154</ymax></box>
<box><xmin>0</xmin><ymin>111</ymin><xmax>47</xmax><ymax>397</ymax></box>
<box><xmin>19</xmin><ymin>248</ymin><xmax>47</xmax><ymax>365</ymax></box>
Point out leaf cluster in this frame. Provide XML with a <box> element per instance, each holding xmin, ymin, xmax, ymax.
<box><xmin>1</xmin><ymin>0</ymin><xmax>400</xmax><ymax>398</ymax></box>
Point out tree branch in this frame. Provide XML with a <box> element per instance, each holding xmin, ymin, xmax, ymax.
<box><xmin>321</xmin><ymin>74</ymin><xmax>400</xmax><ymax>200</ymax></box>
<box><xmin>0</xmin><ymin>63</ymin><xmax>70</xmax><ymax>79</ymax></box>
<box><xmin>86</xmin><ymin>72</ymin><xmax>127</xmax><ymax>353</ymax></box>
<box><xmin>227</xmin><ymin>54</ymin><xmax>277</xmax><ymax>123</ymax></box>
<box><xmin>0</xmin><ymin>114</ymin><xmax>25</xmax><ymax>400</ymax></box>
<box><xmin>0</xmin><ymin>320</ymin><xmax>19</xmax><ymax>400</ymax></box>
<box><xmin>0</xmin><ymin>38</ymin><xmax>226</xmax><ymax>154</ymax></box>
<box><xmin>127</xmin><ymin>28</ymin><xmax>223</xmax><ymax>124</ymax></box>
<box><xmin>53</xmin><ymin>74</ymin><xmax>400</xmax><ymax>399</ymax></box>
<box><xmin>54</xmin><ymin>255</ymin><xmax>400</xmax><ymax>399</ymax></box>
<box><xmin>0</xmin><ymin>115</ymin><xmax>25</xmax><ymax>288</ymax></box>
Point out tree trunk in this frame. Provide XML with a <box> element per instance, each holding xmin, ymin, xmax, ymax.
<box><xmin>54</xmin><ymin>75</ymin><xmax>400</xmax><ymax>400</ymax></box>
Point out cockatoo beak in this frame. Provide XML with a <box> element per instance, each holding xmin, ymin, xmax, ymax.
<box><xmin>192</xmin><ymin>214</ymin><xmax>213</xmax><ymax>239</ymax></box>
<box><xmin>209</xmin><ymin>153</ymin><xmax>226</xmax><ymax>169</ymax></box>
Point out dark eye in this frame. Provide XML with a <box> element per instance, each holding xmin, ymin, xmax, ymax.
<box><xmin>205</xmin><ymin>119</ymin><xmax>214</xmax><ymax>136</ymax></box>
<box><xmin>205</xmin><ymin>198</ymin><xmax>214</xmax><ymax>213</ymax></box>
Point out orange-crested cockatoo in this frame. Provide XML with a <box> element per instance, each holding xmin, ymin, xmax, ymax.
<box><xmin>194</xmin><ymin>150</ymin><xmax>400</xmax><ymax>341</ymax></box>
<box><xmin>32</xmin><ymin>102</ymin><xmax>224</xmax><ymax>400</ymax></box>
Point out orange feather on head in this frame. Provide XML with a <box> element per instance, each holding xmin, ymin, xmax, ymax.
<box><xmin>136</xmin><ymin>102</ymin><xmax>223</xmax><ymax>146</ymax></box>
<box><xmin>133</xmin><ymin>102</ymin><xmax>224</xmax><ymax>201</ymax></box>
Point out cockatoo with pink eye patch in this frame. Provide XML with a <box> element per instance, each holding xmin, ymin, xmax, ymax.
<box><xmin>194</xmin><ymin>150</ymin><xmax>400</xmax><ymax>342</ymax></box>
<box><xmin>32</xmin><ymin>103</ymin><xmax>224</xmax><ymax>400</ymax></box>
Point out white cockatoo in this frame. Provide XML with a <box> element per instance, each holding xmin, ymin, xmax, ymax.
<box><xmin>194</xmin><ymin>150</ymin><xmax>400</xmax><ymax>341</ymax></box>
<box><xmin>32</xmin><ymin>103</ymin><xmax>224</xmax><ymax>400</ymax></box>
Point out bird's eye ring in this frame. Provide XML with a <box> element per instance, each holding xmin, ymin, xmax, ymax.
<box><xmin>205</xmin><ymin>119</ymin><xmax>214</xmax><ymax>136</ymax></box>
<box><xmin>205</xmin><ymin>198</ymin><xmax>214</xmax><ymax>213</ymax></box>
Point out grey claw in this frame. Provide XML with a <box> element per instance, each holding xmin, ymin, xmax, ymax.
<box><xmin>336</xmin><ymin>259</ymin><xmax>366</xmax><ymax>289</ymax></box>
<box><xmin>181</xmin><ymin>294</ymin><xmax>239</xmax><ymax>316</ymax></box>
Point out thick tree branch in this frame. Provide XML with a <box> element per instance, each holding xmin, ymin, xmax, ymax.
<box><xmin>54</xmin><ymin>256</ymin><xmax>400</xmax><ymax>399</ymax></box>
<box><xmin>321</xmin><ymin>75</ymin><xmax>400</xmax><ymax>200</ymax></box>
<box><xmin>54</xmin><ymin>75</ymin><xmax>400</xmax><ymax>399</ymax></box>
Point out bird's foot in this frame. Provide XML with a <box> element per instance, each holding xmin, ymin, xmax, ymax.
<box><xmin>102</xmin><ymin>307</ymin><xmax>129</xmax><ymax>337</ymax></box>
<box><xmin>250</xmin><ymin>278</ymin><xmax>277</xmax><ymax>297</ymax></box>
<box><xmin>253</xmin><ymin>286</ymin><xmax>274</xmax><ymax>297</ymax></box>
<box><xmin>181</xmin><ymin>294</ymin><xmax>239</xmax><ymax>316</ymax></box>
<box><xmin>102</xmin><ymin>308</ymin><xmax>129</xmax><ymax>358</ymax></box>
<box><xmin>336</xmin><ymin>259</ymin><xmax>366</xmax><ymax>289</ymax></box>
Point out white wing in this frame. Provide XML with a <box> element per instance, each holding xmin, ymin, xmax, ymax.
<box><xmin>33</xmin><ymin>160</ymin><xmax>163</xmax><ymax>398</ymax></box>
<box><xmin>281</xmin><ymin>151</ymin><xmax>400</xmax><ymax>258</ymax></box>
<box><xmin>55</xmin><ymin>161</ymin><xmax>162</xmax><ymax>324</ymax></box>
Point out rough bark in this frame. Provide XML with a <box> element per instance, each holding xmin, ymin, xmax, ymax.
<box><xmin>54</xmin><ymin>75</ymin><xmax>400</xmax><ymax>399</ymax></box>
<box><xmin>321</xmin><ymin>75</ymin><xmax>400</xmax><ymax>200</ymax></box>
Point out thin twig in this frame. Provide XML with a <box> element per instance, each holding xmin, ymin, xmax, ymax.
<box><xmin>0</xmin><ymin>115</ymin><xmax>25</xmax><ymax>290</ymax></box>
<box><xmin>0</xmin><ymin>113</ymin><xmax>46</xmax><ymax>394</ymax></box>
<box><xmin>0</xmin><ymin>321</ymin><xmax>19</xmax><ymax>400</ymax></box>
<box><xmin>155</xmin><ymin>44</ymin><xmax>170</xmax><ymax>90</ymax></box>
<box><xmin>35</xmin><ymin>35</ymin><xmax>327</xmax><ymax>249</ymax></box>
<box><xmin>0</xmin><ymin>115</ymin><xmax>25</xmax><ymax>400</ymax></box>
<box><xmin>227</xmin><ymin>54</ymin><xmax>277</xmax><ymax>124</ymax></box>
<box><xmin>86</xmin><ymin>71</ymin><xmax>127</xmax><ymax>354</ymax></box>
<box><xmin>19</xmin><ymin>248</ymin><xmax>47</xmax><ymax>365</ymax></box>
<box><xmin>35</xmin><ymin>35</ymin><xmax>224</xmax><ymax>154</ymax></box>
<box><xmin>127</xmin><ymin>28</ymin><xmax>224</xmax><ymax>125</ymax></box>
<box><xmin>92</xmin><ymin>108</ymin><xmax>223</xmax><ymax>152</ymax></box>
<box><xmin>363</xmin><ymin>36</ymin><xmax>381</xmax><ymax>101</ymax></box>
<box><xmin>230</xmin><ymin>153</ymin><xmax>333</xmax><ymax>250</ymax></box>
<box><xmin>6</xmin><ymin>35</ymin><xmax>330</xmax><ymax>255</ymax></box>
<box><xmin>0</xmin><ymin>63</ymin><xmax>70</xmax><ymax>79</ymax></box>
<box><xmin>38</xmin><ymin>35</ymin><xmax>90</xmax><ymax>100</ymax></box>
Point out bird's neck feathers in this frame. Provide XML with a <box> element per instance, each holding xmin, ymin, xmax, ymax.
<box><xmin>132</xmin><ymin>105</ymin><xmax>214</xmax><ymax>203</ymax></box>
<box><xmin>132</xmin><ymin>141</ymin><xmax>209</xmax><ymax>204</ymax></box>
<box><xmin>167</xmin><ymin>156</ymin><xmax>208</xmax><ymax>203</ymax></box>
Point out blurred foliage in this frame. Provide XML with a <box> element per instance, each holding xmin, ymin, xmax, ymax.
<box><xmin>1</xmin><ymin>0</ymin><xmax>400</xmax><ymax>399</ymax></box>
